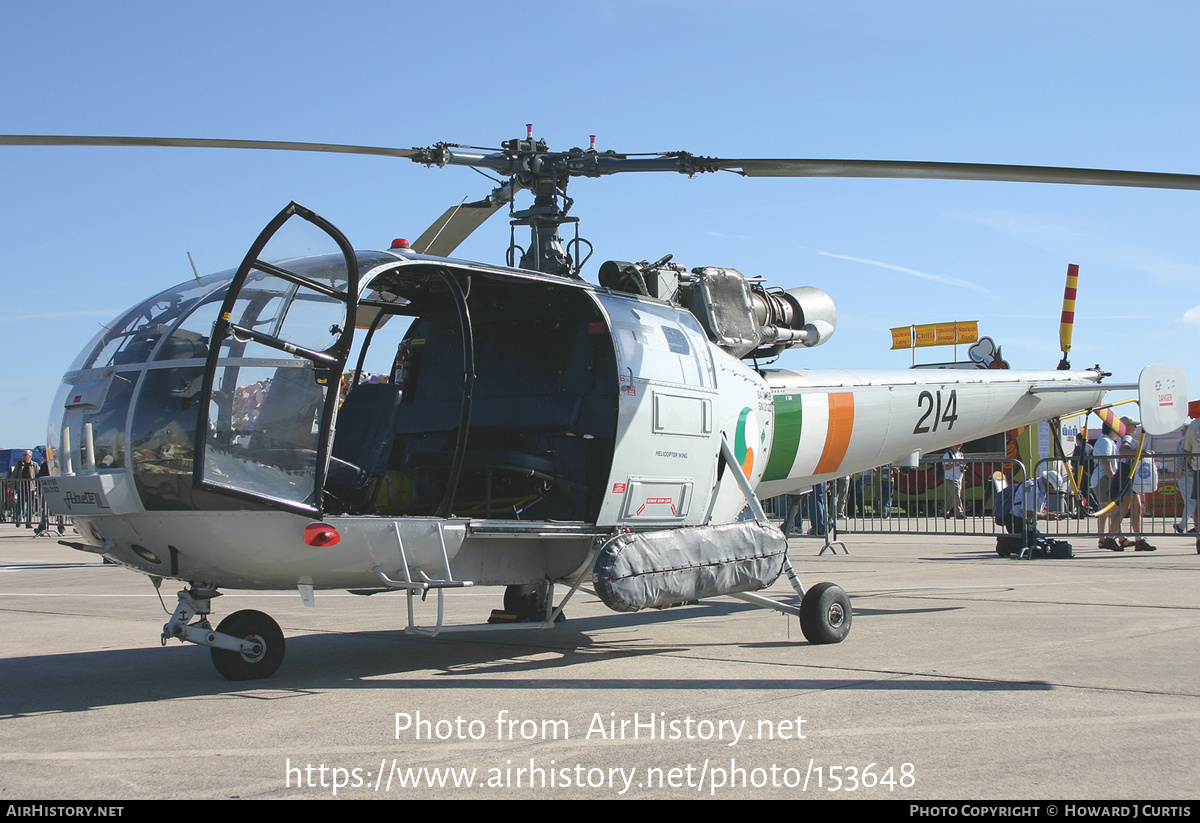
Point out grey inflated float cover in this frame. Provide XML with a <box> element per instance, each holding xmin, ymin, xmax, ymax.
<box><xmin>593</xmin><ymin>520</ymin><xmax>787</xmax><ymax>612</ymax></box>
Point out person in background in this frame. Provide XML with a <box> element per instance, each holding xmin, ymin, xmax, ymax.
<box><xmin>878</xmin><ymin>464</ymin><xmax>894</xmax><ymax>518</ymax></box>
<box><xmin>9</xmin><ymin>450</ymin><xmax>38</xmax><ymax>528</ymax></box>
<box><xmin>942</xmin><ymin>444</ymin><xmax>966</xmax><ymax>518</ymax></box>
<box><xmin>1111</xmin><ymin>428</ymin><xmax>1155</xmax><ymax>552</ymax></box>
<box><xmin>1070</xmin><ymin>432</ymin><xmax>1094</xmax><ymax>517</ymax></box>
<box><xmin>780</xmin><ymin>493</ymin><xmax>803</xmax><ymax>538</ymax></box>
<box><xmin>834</xmin><ymin>475</ymin><xmax>850</xmax><ymax>521</ymax></box>
<box><xmin>1176</xmin><ymin>403</ymin><xmax>1199</xmax><ymax>535</ymax></box>
<box><xmin>849</xmin><ymin>471</ymin><xmax>867</xmax><ymax>518</ymax></box>
<box><xmin>1092</xmin><ymin>422</ymin><xmax>1121</xmax><ymax>551</ymax></box>
<box><xmin>1004</xmin><ymin>470</ymin><xmax>1068</xmax><ymax>542</ymax></box>
<box><xmin>808</xmin><ymin>482</ymin><xmax>827</xmax><ymax>535</ymax></box>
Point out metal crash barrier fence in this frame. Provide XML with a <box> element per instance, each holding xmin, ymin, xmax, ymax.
<box><xmin>771</xmin><ymin>453</ymin><xmax>1199</xmax><ymax>552</ymax></box>
<box><xmin>814</xmin><ymin>458</ymin><xmax>1029</xmax><ymax>538</ymax></box>
<box><xmin>1</xmin><ymin>478</ymin><xmax>70</xmax><ymax>536</ymax></box>
<box><xmin>769</xmin><ymin>458</ymin><xmax>1027</xmax><ymax>541</ymax></box>
<box><xmin>11</xmin><ymin>454</ymin><xmax>1194</xmax><ymax>548</ymax></box>
<box><xmin>839</xmin><ymin>458</ymin><xmax>1028</xmax><ymax>535</ymax></box>
<box><xmin>1030</xmin><ymin>453</ymin><xmax>1200</xmax><ymax>545</ymax></box>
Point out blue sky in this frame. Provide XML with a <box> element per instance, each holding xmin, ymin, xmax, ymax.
<box><xmin>2</xmin><ymin>1</ymin><xmax>1198</xmax><ymax>446</ymax></box>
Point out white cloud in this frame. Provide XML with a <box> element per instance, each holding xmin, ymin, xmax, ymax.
<box><xmin>1182</xmin><ymin>305</ymin><xmax>1200</xmax><ymax>325</ymax></box>
<box><xmin>945</xmin><ymin>209</ymin><xmax>1200</xmax><ymax>289</ymax></box>
<box><xmin>816</xmin><ymin>250</ymin><xmax>995</xmax><ymax>298</ymax></box>
<box><xmin>982</xmin><ymin>313</ymin><xmax>1153</xmax><ymax>320</ymax></box>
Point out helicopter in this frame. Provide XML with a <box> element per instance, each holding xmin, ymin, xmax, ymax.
<box><xmin>4</xmin><ymin>130</ymin><xmax>1191</xmax><ymax>681</ymax></box>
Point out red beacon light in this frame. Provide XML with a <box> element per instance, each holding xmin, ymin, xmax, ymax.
<box><xmin>390</xmin><ymin>238</ymin><xmax>411</xmax><ymax>251</ymax></box>
<box><xmin>303</xmin><ymin>523</ymin><xmax>341</xmax><ymax>547</ymax></box>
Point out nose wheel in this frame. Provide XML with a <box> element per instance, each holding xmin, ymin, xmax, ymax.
<box><xmin>209</xmin><ymin>609</ymin><xmax>285</xmax><ymax>680</ymax></box>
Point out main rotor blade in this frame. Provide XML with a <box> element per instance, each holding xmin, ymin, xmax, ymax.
<box><xmin>0</xmin><ymin>134</ymin><xmax>421</xmax><ymax>160</ymax></box>
<box><xmin>412</xmin><ymin>183</ymin><xmax>516</xmax><ymax>256</ymax></box>
<box><xmin>710</xmin><ymin>158</ymin><xmax>1200</xmax><ymax>191</ymax></box>
<box><xmin>12</xmin><ymin>136</ymin><xmax>1200</xmax><ymax>192</ymax></box>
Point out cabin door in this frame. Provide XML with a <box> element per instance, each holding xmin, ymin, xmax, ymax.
<box><xmin>194</xmin><ymin>203</ymin><xmax>359</xmax><ymax>516</ymax></box>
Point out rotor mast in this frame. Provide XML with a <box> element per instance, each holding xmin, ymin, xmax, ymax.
<box><xmin>506</xmin><ymin>126</ymin><xmax>575</xmax><ymax>276</ymax></box>
<box><xmin>411</xmin><ymin>126</ymin><xmax>586</xmax><ymax>277</ymax></box>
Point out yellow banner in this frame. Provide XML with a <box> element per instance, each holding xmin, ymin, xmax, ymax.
<box><xmin>952</xmin><ymin>320</ymin><xmax>979</xmax><ymax>344</ymax></box>
<box><xmin>890</xmin><ymin>326</ymin><xmax>913</xmax><ymax>350</ymax></box>
<box><xmin>893</xmin><ymin>321</ymin><xmax>978</xmax><ymax>349</ymax></box>
<box><xmin>913</xmin><ymin>324</ymin><xmax>938</xmax><ymax>348</ymax></box>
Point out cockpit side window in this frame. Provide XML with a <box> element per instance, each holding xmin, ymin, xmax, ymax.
<box><xmin>152</xmin><ymin>285</ymin><xmax>229</xmax><ymax>361</ymax></box>
<box><xmin>80</xmin><ymin>273</ymin><xmax>229</xmax><ymax>370</ymax></box>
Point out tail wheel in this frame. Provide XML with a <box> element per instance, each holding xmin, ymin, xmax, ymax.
<box><xmin>210</xmin><ymin>609</ymin><xmax>285</xmax><ymax>680</ymax></box>
<box><xmin>799</xmin><ymin>582</ymin><xmax>852</xmax><ymax>644</ymax></box>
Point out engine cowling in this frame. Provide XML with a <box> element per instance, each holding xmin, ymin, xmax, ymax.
<box><xmin>677</xmin><ymin>266</ymin><xmax>837</xmax><ymax>359</ymax></box>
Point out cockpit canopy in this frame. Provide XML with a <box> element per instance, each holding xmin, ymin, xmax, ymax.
<box><xmin>54</xmin><ymin>251</ymin><xmax>620</xmax><ymax>520</ymax></box>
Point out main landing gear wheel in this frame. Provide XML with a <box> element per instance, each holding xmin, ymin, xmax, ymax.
<box><xmin>799</xmin><ymin>582</ymin><xmax>852</xmax><ymax>644</ymax></box>
<box><xmin>503</xmin><ymin>583</ymin><xmax>551</xmax><ymax>621</ymax></box>
<box><xmin>210</xmin><ymin>609</ymin><xmax>285</xmax><ymax>680</ymax></box>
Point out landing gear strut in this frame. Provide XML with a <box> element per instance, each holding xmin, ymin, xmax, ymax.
<box><xmin>162</xmin><ymin>588</ymin><xmax>286</xmax><ymax>680</ymax></box>
<box><xmin>718</xmin><ymin>434</ymin><xmax>853</xmax><ymax>645</ymax></box>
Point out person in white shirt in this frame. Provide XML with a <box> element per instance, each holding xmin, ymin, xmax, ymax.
<box><xmin>997</xmin><ymin>471</ymin><xmax>1067</xmax><ymax>552</ymax></box>
<box><xmin>1091</xmin><ymin>423</ymin><xmax>1121</xmax><ymax>551</ymax></box>
<box><xmin>942</xmin><ymin>445</ymin><xmax>966</xmax><ymax>518</ymax></box>
<box><xmin>1010</xmin><ymin>471</ymin><xmax>1066</xmax><ymax>530</ymax></box>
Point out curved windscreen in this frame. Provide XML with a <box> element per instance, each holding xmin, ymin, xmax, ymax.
<box><xmin>70</xmin><ymin>272</ymin><xmax>232</xmax><ymax>373</ymax></box>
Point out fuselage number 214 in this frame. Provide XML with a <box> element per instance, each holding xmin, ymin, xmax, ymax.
<box><xmin>913</xmin><ymin>389</ymin><xmax>958</xmax><ymax>434</ymax></box>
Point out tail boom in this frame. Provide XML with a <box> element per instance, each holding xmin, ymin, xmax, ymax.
<box><xmin>757</xmin><ymin>367</ymin><xmax>1106</xmax><ymax>496</ymax></box>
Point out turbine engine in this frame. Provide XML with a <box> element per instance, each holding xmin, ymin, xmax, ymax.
<box><xmin>677</xmin><ymin>266</ymin><xmax>837</xmax><ymax>359</ymax></box>
<box><xmin>599</xmin><ymin>259</ymin><xmax>836</xmax><ymax>360</ymax></box>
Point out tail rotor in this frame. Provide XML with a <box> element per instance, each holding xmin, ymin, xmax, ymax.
<box><xmin>1057</xmin><ymin>263</ymin><xmax>1079</xmax><ymax>370</ymax></box>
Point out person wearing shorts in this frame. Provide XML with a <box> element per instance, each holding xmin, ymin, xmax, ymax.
<box><xmin>1092</xmin><ymin>423</ymin><xmax>1120</xmax><ymax>550</ymax></box>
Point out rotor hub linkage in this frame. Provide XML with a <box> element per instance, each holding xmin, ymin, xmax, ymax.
<box><xmin>405</xmin><ymin>138</ymin><xmax>723</xmax><ymax>277</ymax></box>
<box><xmin>411</xmin><ymin>139</ymin><xmax>715</xmax><ymax>179</ymax></box>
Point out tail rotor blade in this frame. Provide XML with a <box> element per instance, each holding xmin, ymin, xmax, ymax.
<box><xmin>411</xmin><ymin>183</ymin><xmax>518</xmax><ymax>257</ymax></box>
<box><xmin>1094</xmin><ymin>405</ymin><xmax>1127</xmax><ymax>438</ymax></box>
<box><xmin>1058</xmin><ymin>263</ymin><xmax>1079</xmax><ymax>370</ymax></box>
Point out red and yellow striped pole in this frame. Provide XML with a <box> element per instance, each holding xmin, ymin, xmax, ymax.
<box><xmin>1094</xmin><ymin>405</ymin><xmax>1126</xmax><ymax>438</ymax></box>
<box><xmin>1058</xmin><ymin>263</ymin><xmax>1079</xmax><ymax>370</ymax></box>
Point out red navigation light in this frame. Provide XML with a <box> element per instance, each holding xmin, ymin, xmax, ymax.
<box><xmin>303</xmin><ymin>523</ymin><xmax>341</xmax><ymax>547</ymax></box>
<box><xmin>390</xmin><ymin>238</ymin><xmax>411</xmax><ymax>250</ymax></box>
